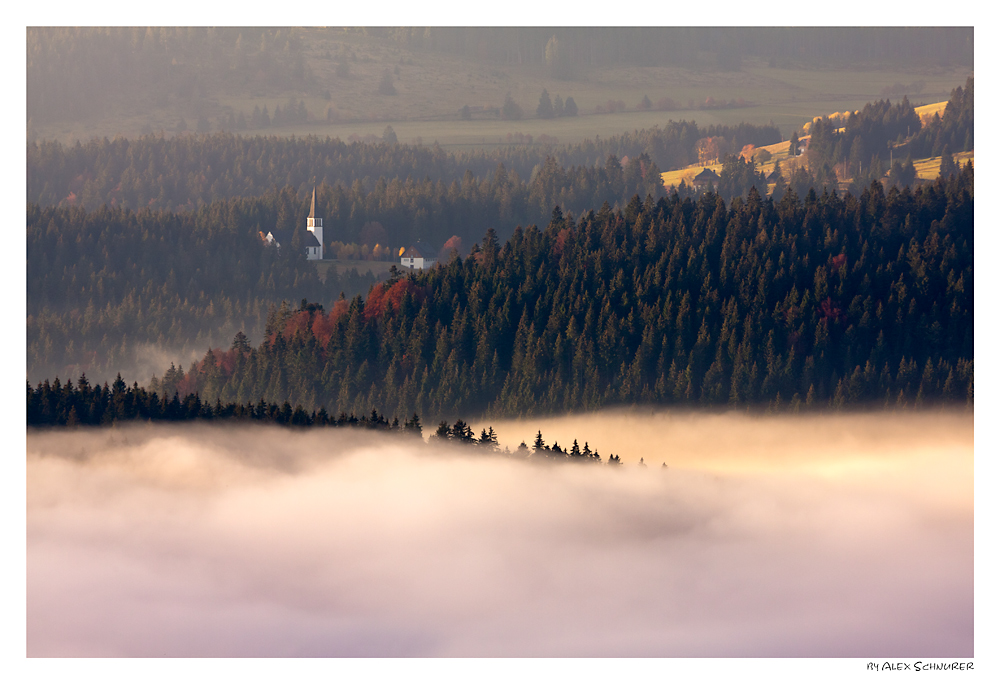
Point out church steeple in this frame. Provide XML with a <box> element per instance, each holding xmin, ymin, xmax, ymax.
<box><xmin>306</xmin><ymin>186</ymin><xmax>323</xmax><ymax>260</ymax></box>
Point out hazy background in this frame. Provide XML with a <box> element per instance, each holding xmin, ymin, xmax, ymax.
<box><xmin>27</xmin><ymin>409</ymin><xmax>972</xmax><ymax>657</ymax></box>
<box><xmin>27</xmin><ymin>27</ymin><xmax>972</xmax><ymax>145</ymax></box>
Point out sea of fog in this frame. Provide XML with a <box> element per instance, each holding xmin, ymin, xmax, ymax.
<box><xmin>27</xmin><ymin>410</ymin><xmax>973</xmax><ymax>657</ymax></box>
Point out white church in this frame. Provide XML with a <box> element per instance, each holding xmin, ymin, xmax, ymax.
<box><xmin>262</xmin><ymin>189</ymin><xmax>440</xmax><ymax>269</ymax></box>
<box><xmin>263</xmin><ymin>187</ymin><xmax>324</xmax><ymax>260</ymax></box>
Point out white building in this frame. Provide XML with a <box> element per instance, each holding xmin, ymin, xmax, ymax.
<box><xmin>305</xmin><ymin>187</ymin><xmax>323</xmax><ymax>260</ymax></box>
<box><xmin>400</xmin><ymin>242</ymin><xmax>438</xmax><ymax>270</ymax></box>
<box><xmin>262</xmin><ymin>187</ymin><xmax>324</xmax><ymax>260</ymax></box>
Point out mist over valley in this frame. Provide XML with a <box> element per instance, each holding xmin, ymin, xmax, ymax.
<box><xmin>27</xmin><ymin>410</ymin><xmax>972</xmax><ymax>657</ymax></box>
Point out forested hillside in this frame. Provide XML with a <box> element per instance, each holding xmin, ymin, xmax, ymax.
<box><xmin>27</xmin><ymin>81</ymin><xmax>974</xmax><ymax>410</ymax></box>
<box><xmin>145</xmin><ymin>169</ymin><xmax>972</xmax><ymax>420</ymax></box>
<box><xmin>802</xmin><ymin>77</ymin><xmax>973</xmax><ymax>193</ymax></box>
<box><xmin>27</xmin><ymin>120</ymin><xmax>780</xmax><ymax>213</ymax></box>
<box><xmin>26</xmin><ymin>194</ymin><xmax>379</xmax><ymax>383</ymax></box>
<box><xmin>23</xmin><ymin>122</ymin><xmax>790</xmax><ymax>387</ymax></box>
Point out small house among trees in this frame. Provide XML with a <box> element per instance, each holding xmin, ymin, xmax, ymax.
<box><xmin>400</xmin><ymin>242</ymin><xmax>438</xmax><ymax>270</ymax></box>
<box><xmin>691</xmin><ymin>168</ymin><xmax>721</xmax><ymax>189</ymax></box>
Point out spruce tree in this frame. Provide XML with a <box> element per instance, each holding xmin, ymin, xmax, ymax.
<box><xmin>537</xmin><ymin>89</ymin><xmax>554</xmax><ymax>119</ymax></box>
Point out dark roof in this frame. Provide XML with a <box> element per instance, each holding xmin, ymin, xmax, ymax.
<box><xmin>402</xmin><ymin>242</ymin><xmax>438</xmax><ymax>259</ymax></box>
<box><xmin>766</xmin><ymin>168</ymin><xmax>782</xmax><ymax>182</ymax></box>
<box><xmin>268</xmin><ymin>229</ymin><xmax>321</xmax><ymax>248</ymax></box>
<box><xmin>693</xmin><ymin>168</ymin><xmax>720</xmax><ymax>182</ymax></box>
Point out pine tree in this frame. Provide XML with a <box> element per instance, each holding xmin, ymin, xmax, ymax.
<box><xmin>532</xmin><ymin>430</ymin><xmax>546</xmax><ymax>455</ymax></box>
<box><xmin>537</xmin><ymin>89</ymin><xmax>554</xmax><ymax>119</ymax></box>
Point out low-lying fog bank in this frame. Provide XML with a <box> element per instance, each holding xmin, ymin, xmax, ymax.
<box><xmin>27</xmin><ymin>410</ymin><xmax>973</xmax><ymax>657</ymax></box>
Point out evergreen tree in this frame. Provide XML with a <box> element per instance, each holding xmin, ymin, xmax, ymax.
<box><xmin>501</xmin><ymin>93</ymin><xmax>523</xmax><ymax>121</ymax></box>
<box><xmin>537</xmin><ymin>89</ymin><xmax>554</xmax><ymax>119</ymax></box>
<box><xmin>377</xmin><ymin>69</ymin><xmax>397</xmax><ymax>95</ymax></box>
<box><xmin>532</xmin><ymin>430</ymin><xmax>546</xmax><ymax>454</ymax></box>
<box><xmin>939</xmin><ymin>145</ymin><xmax>958</xmax><ymax>178</ymax></box>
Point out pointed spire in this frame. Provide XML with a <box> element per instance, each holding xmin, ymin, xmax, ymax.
<box><xmin>309</xmin><ymin>186</ymin><xmax>317</xmax><ymax>219</ymax></box>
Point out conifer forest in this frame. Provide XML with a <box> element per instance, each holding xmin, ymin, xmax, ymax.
<box><xmin>25</xmin><ymin>26</ymin><xmax>975</xmax><ymax>663</ymax></box>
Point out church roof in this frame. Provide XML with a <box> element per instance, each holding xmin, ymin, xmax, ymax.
<box><xmin>309</xmin><ymin>187</ymin><xmax>317</xmax><ymax>219</ymax></box>
<box><xmin>268</xmin><ymin>229</ymin><xmax>321</xmax><ymax>248</ymax></box>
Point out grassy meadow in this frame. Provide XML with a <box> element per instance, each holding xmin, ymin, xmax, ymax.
<box><xmin>660</xmin><ymin>137</ymin><xmax>802</xmax><ymax>189</ymax></box>
<box><xmin>914</xmin><ymin>150</ymin><xmax>974</xmax><ymax>179</ymax></box>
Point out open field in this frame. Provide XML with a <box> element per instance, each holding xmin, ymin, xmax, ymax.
<box><xmin>29</xmin><ymin>26</ymin><xmax>971</xmax><ymax>150</ymax></box>
<box><xmin>660</xmin><ymin>136</ymin><xmax>804</xmax><ymax>189</ymax></box>
<box><xmin>914</xmin><ymin>151</ymin><xmax>974</xmax><ymax>179</ymax></box>
<box><xmin>314</xmin><ymin>259</ymin><xmax>397</xmax><ymax>282</ymax></box>
<box><xmin>661</xmin><ymin>130</ymin><xmax>973</xmax><ymax>192</ymax></box>
<box><xmin>915</xmin><ymin>100</ymin><xmax>948</xmax><ymax>119</ymax></box>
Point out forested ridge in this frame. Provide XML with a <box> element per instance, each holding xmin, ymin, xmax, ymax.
<box><xmin>27</xmin><ymin>120</ymin><xmax>780</xmax><ymax>213</ymax></box>
<box><xmin>26</xmin><ymin>376</ymin><xmax>630</xmax><ymax>464</ymax></box>
<box><xmin>128</xmin><ymin>168</ymin><xmax>973</xmax><ymax>420</ymax></box>
<box><xmin>28</xmin><ymin>134</ymin><xmax>778</xmax><ymax>383</ymax></box>
<box><xmin>26</xmin><ymin>80</ymin><xmax>974</xmax><ymax>416</ymax></box>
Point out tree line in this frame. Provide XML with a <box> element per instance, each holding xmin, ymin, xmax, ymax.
<box><xmin>28</xmin><ymin>375</ymin><xmax>635</xmax><ymax>465</ymax></box>
<box><xmin>27</xmin><ymin>120</ymin><xmax>781</xmax><ymax>213</ymax></box>
<box><xmin>150</xmin><ymin>168</ymin><xmax>973</xmax><ymax>420</ymax></box>
<box><xmin>27</xmin><ymin>372</ymin><xmax>418</xmax><ymax>431</ymax></box>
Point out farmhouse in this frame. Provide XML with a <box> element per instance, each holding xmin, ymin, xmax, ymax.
<box><xmin>262</xmin><ymin>188</ymin><xmax>325</xmax><ymax>260</ymax></box>
<box><xmin>400</xmin><ymin>242</ymin><xmax>438</xmax><ymax>270</ymax></box>
<box><xmin>691</xmin><ymin>168</ymin><xmax>720</xmax><ymax>189</ymax></box>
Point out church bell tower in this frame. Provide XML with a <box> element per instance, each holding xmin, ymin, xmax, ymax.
<box><xmin>306</xmin><ymin>187</ymin><xmax>323</xmax><ymax>259</ymax></box>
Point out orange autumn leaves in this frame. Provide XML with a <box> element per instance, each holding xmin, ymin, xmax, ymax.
<box><xmin>267</xmin><ymin>279</ymin><xmax>426</xmax><ymax>348</ymax></box>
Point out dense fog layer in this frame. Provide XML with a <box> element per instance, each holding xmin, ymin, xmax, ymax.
<box><xmin>27</xmin><ymin>411</ymin><xmax>972</xmax><ymax>657</ymax></box>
